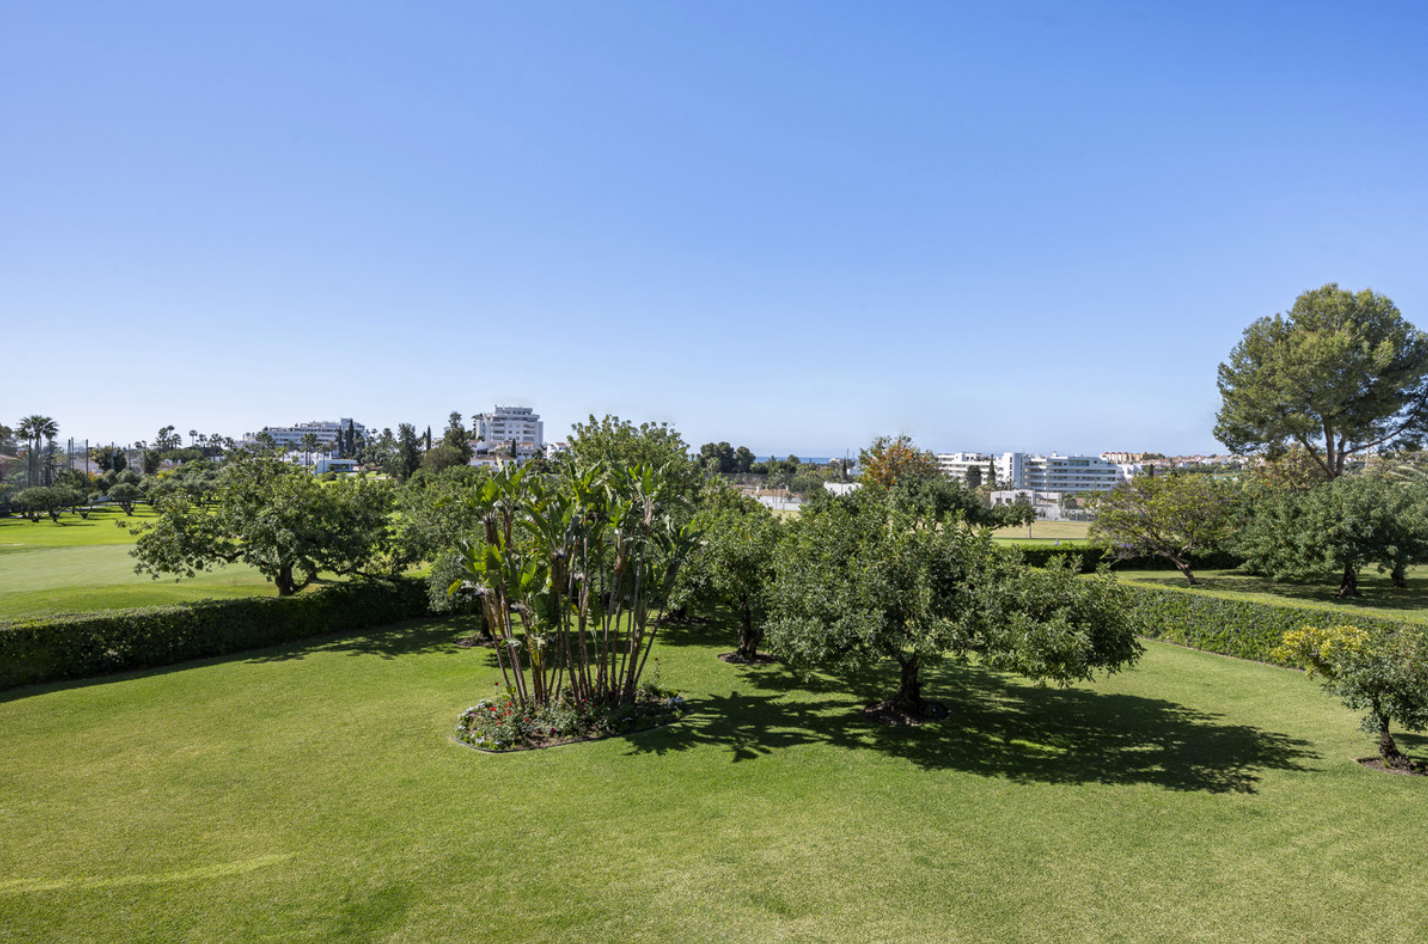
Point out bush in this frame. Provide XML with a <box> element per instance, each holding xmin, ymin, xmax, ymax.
<box><xmin>1123</xmin><ymin>583</ymin><xmax>1407</xmax><ymax>666</ymax></box>
<box><xmin>0</xmin><ymin>578</ymin><xmax>430</xmax><ymax>690</ymax></box>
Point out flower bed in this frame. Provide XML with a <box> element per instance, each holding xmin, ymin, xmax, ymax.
<box><xmin>455</xmin><ymin>682</ymin><xmax>688</xmax><ymax>752</ymax></box>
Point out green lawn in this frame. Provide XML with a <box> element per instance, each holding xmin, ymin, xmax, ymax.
<box><xmin>2</xmin><ymin>617</ymin><xmax>1425</xmax><ymax>943</ymax></box>
<box><xmin>0</xmin><ymin>508</ymin><xmax>326</xmax><ymax>619</ymax></box>
<box><xmin>1117</xmin><ymin>566</ymin><xmax>1428</xmax><ymax>624</ymax></box>
<box><xmin>990</xmin><ymin>519</ymin><xmax>1091</xmax><ymax>543</ymax></box>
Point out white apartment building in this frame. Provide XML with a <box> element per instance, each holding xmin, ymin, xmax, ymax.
<box><xmin>936</xmin><ymin>452</ymin><xmax>995</xmax><ymax>485</ymax></box>
<box><xmin>997</xmin><ymin>452</ymin><xmax>1125</xmax><ymax>493</ymax></box>
<box><xmin>472</xmin><ymin>406</ymin><xmax>543</xmax><ymax>448</ymax></box>
<box><xmin>245</xmin><ymin>419</ymin><xmax>366</xmax><ymax>450</ymax></box>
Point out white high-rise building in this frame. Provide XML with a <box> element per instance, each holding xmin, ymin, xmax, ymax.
<box><xmin>473</xmin><ymin>406</ymin><xmax>543</xmax><ymax>448</ymax></box>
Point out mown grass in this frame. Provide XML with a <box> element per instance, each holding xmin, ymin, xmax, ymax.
<box><xmin>990</xmin><ymin>519</ymin><xmax>1091</xmax><ymax>543</ymax></box>
<box><xmin>0</xmin><ymin>507</ymin><xmax>326</xmax><ymax>619</ymax></box>
<box><xmin>2</xmin><ymin>616</ymin><xmax>1425</xmax><ymax>943</ymax></box>
<box><xmin>1117</xmin><ymin>566</ymin><xmax>1428</xmax><ymax>624</ymax></box>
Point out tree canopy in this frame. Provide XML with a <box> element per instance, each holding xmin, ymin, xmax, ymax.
<box><xmin>1278</xmin><ymin>624</ymin><xmax>1428</xmax><ymax>770</ymax></box>
<box><xmin>1215</xmin><ymin>284</ymin><xmax>1428</xmax><ymax>479</ymax></box>
<box><xmin>1235</xmin><ymin>474</ymin><xmax>1428</xmax><ymax>596</ymax></box>
<box><xmin>767</xmin><ymin>489</ymin><xmax>1140</xmax><ymax>717</ymax></box>
<box><xmin>673</xmin><ymin>485</ymin><xmax>783</xmax><ymax>661</ymax></box>
<box><xmin>1089</xmin><ymin>473</ymin><xmax>1238</xmax><ymax>585</ymax></box>
<box><xmin>131</xmin><ymin>455</ymin><xmax>396</xmax><ymax>595</ymax></box>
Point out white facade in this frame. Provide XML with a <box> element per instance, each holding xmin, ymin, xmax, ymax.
<box><xmin>996</xmin><ymin>452</ymin><xmax>1125</xmax><ymax>493</ymax></box>
<box><xmin>473</xmin><ymin>406</ymin><xmax>543</xmax><ymax>448</ymax></box>
<box><xmin>246</xmin><ymin>419</ymin><xmax>366</xmax><ymax>450</ymax></box>
<box><xmin>936</xmin><ymin>452</ymin><xmax>995</xmax><ymax>486</ymax></box>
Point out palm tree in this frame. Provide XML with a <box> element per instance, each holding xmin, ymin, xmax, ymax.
<box><xmin>16</xmin><ymin>415</ymin><xmax>57</xmax><ymax>486</ymax></box>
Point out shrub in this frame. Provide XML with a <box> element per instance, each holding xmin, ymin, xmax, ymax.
<box><xmin>0</xmin><ymin>578</ymin><xmax>430</xmax><ymax>690</ymax></box>
<box><xmin>1123</xmin><ymin>583</ymin><xmax>1406</xmax><ymax>666</ymax></box>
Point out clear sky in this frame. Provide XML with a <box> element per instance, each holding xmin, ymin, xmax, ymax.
<box><xmin>4</xmin><ymin>1</ymin><xmax>1426</xmax><ymax>458</ymax></box>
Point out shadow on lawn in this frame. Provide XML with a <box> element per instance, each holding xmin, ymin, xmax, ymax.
<box><xmin>630</xmin><ymin>658</ymin><xmax>1318</xmax><ymax>794</ymax></box>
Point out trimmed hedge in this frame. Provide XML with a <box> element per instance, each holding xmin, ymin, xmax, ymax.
<box><xmin>0</xmin><ymin>577</ymin><xmax>430</xmax><ymax>690</ymax></box>
<box><xmin>1004</xmin><ymin>544</ymin><xmax>1243</xmax><ymax>574</ymax></box>
<box><xmin>1123</xmin><ymin>582</ymin><xmax>1410</xmax><ymax>666</ymax></box>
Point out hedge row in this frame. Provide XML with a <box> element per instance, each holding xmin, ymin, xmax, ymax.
<box><xmin>0</xmin><ymin>577</ymin><xmax>431</xmax><ymax>690</ymax></box>
<box><xmin>1004</xmin><ymin>544</ymin><xmax>1244</xmax><ymax>574</ymax></box>
<box><xmin>1122</xmin><ymin>582</ymin><xmax>1410</xmax><ymax>666</ymax></box>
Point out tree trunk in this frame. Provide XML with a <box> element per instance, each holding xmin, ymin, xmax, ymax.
<box><xmin>1391</xmin><ymin>562</ymin><xmax>1408</xmax><ymax>590</ymax></box>
<box><xmin>891</xmin><ymin>654</ymin><xmax>924</xmax><ymax>714</ymax></box>
<box><xmin>276</xmin><ymin>562</ymin><xmax>297</xmax><ymax>596</ymax></box>
<box><xmin>737</xmin><ymin>604</ymin><xmax>763</xmax><ymax>661</ymax></box>
<box><xmin>1378</xmin><ymin>718</ymin><xmax>1412</xmax><ymax>770</ymax></box>
<box><xmin>1171</xmin><ymin>556</ymin><xmax>1198</xmax><ymax>586</ymax></box>
<box><xmin>1336</xmin><ymin>562</ymin><xmax>1359</xmax><ymax>598</ymax></box>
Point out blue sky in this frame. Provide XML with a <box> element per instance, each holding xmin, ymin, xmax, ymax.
<box><xmin>4</xmin><ymin>1</ymin><xmax>1426</xmax><ymax>457</ymax></box>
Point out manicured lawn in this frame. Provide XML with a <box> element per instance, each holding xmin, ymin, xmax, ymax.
<box><xmin>0</xmin><ymin>505</ymin><xmax>155</xmax><ymax>548</ymax></box>
<box><xmin>1117</xmin><ymin>566</ymin><xmax>1428</xmax><ymax>624</ymax></box>
<box><xmin>2</xmin><ymin>617</ymin><xmax>1425</xmax><ymax>942</ymax></box>
<box><xmin>991</xmin><ymin>519</ymin><xmax>1091</xmax><ymax>543</ymax></box>
<box><xmin>0</xmin><ymin>508</ymin><xmax>323</xmax><ymax>619</ymax></box>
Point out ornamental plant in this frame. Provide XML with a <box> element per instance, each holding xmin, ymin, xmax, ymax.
<box><xmin>449</xmin><ymin>461</ymin><xmax>697</xmax><ymax>731</ymax></box>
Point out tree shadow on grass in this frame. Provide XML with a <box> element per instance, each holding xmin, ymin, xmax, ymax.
<box><xmin>627</xmin><ymin>660</ymin><xmax>1319</xmax><ymax>794</ymax></box>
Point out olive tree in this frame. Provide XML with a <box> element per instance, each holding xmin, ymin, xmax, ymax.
<box><xmin>673</xmin><ymin>485</ymin><xmax>783</xmax><ymax>661</ymax></box>
<box><xmin>1235</xmin><ymin>474</ymin><xmax>1428</xmax><ymax>596</ymax></box>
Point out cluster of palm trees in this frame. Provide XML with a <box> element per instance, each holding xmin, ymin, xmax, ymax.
<box><xmin>14</xmin><ymin>415</ymin><xmax>59</xmax><ymax>486</ymax></box>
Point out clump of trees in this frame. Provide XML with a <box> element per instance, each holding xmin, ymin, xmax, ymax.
<box><xmin>1235</xmin><ymin>474</ymin><xmax>1428</xmax><ymax>596</ymax></box>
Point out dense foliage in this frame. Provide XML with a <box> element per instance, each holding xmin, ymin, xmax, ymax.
<box><xmin>768</xmin><ymin>489</ymin><xmax>1141</xmax><ymax>716</ymax></box>
<box><xmin>1089</xmin><ymin>473</ymin><xmax>1239</xmax><ymax>585</ymax></box>
<box><xmin>131</xmin><ymin>455</ymin><xmax>397</xmax><ymax>595</ymax></box>
<box><xmin>1122</xmin><ymin>582</ymin><xmax>1405</xmax><ymax>666</ymax></box>
<box><xmin>449</xmin><ymin>462</ymin><xmax>697</xmax><ymax>729</ymax></box>
<box><xmin>1234</xmin><ymin>474</ymin><xmax>1428</xmax><ymax>596</ymax></box>
<box><xmin>673</xmin><ymin>485</ymin><xmax>784</xmax><ymax>660</ymax></box>
<box><xmin>0</xmin><ymin>577</ymin><xmax>430</xmax><ymax>690</ymax></box>
<box><xmin>1277</xmin><ymin>623</ymin><xmax>1428</xmax><ymax>768</ymax></box>
<box><xmin>1216</xmin><ymin>284</ymin><xmax>1428</xmax><ymax>479</ymax></box>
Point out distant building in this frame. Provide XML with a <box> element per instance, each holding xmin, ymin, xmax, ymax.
<box><xmin>997</xmin><ymin>453</ymin><xmax>1125</xmax><ymax>493</ymax></box>
<box><xmin>940</xmin><ymin>451</ymin><xmax>1129</xmax><ymax>493</ymax></box>
<box><xmin>473</xmin><ymin>406</ymin><xmax>543</xmax><ymax>448</ymax></box>
<box><xmin>244</xmin><ymin>419</ymin><xmax>366</xmax><ymax>451</ymax></box>
<box><xmin>935</xmin><ymin>452</ymin><xmax>995</xmax><ymax>485</ymax></box>
<box><xmin>313</xmin><ymin>456</ymin><xmax>357</xmax><ymax>474</ymax></box>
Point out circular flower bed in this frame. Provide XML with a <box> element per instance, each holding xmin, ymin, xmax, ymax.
<box><xmin>455</xmin><ymin>683</ymin><xmax>688</xmax><ymax>752</ymax></box>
